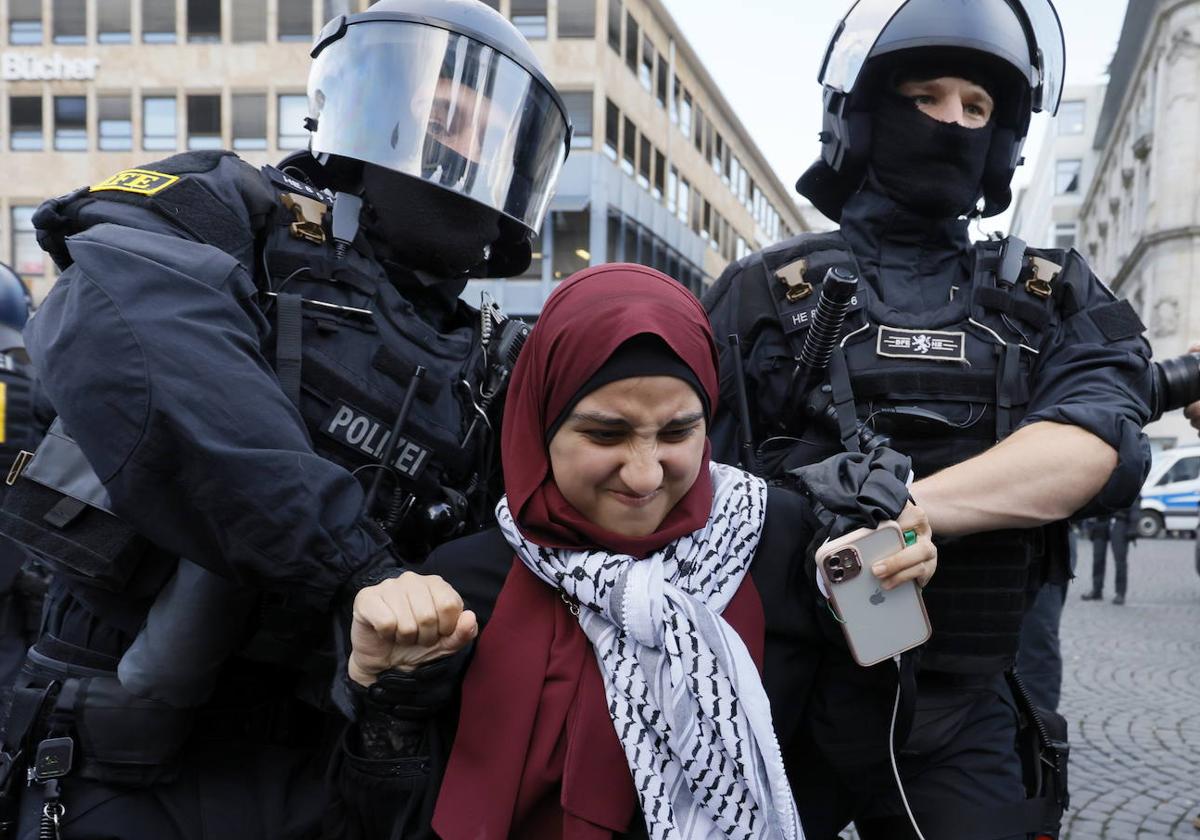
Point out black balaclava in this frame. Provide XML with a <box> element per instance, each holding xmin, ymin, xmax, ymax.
<box><xmin>868</xmin><ymin>91</ymin><xmax>995</xmax><ymax>219</ymax></box>
<box><xmin>361</xmin><ymin>162</ymin><xmax>501</xmax><ymax>279</ymax></box>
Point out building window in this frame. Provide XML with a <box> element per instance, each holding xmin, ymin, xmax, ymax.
<box><xmin>667</xmin><ymin>165</ymin><xmax>678</xmax><ymax>213</ymax></box>
<box><xmin>52</xmin><ymin>0</ymin><xmax>86</xmax><ymax>44</ymax></box>
<box><xmin>656</xmin><ymin>59</ymin><xmax>668</xmax><ymax>108</ymax></box>
<box><xmin>621</xmin><ymin>116</ymin><xmax>636</xmax><ymax>176</ymax></box>
<box><xmin>53</xmin><ymin>96</ymin><xmax>87</xmax><ymax>151</ymax></box>
<box><xmin>232</xmin><ymin>94</ymin><xmax>267</xmax><ymax>150</ymax></box>
<box><xmin>98</xmin><ymin>0</ymin><xmax>132</xmax><ymax>43</ymax></box>
<box><xmin>558</xmin><ymin>0</ymin><xmax>594</xmax><ymax>38</ymax></box>
<box><xmin>233</xmin><ymin>0</ymin><xmax>266</xmax><ymax>42</ymax></box>
<box><xmin>187</xmin><ymin>95</ymin><xmax>222</xmax><ymax>149</ymax></box>
<box><xmin>511</xmin><ymin>0</ymin><xmax>547</xmax><ymax>39</ymax></box>
<box><xmin>680</xmin><ymin>90</ymin><xmax>692</xmax><ymax>138</ymax></box>
<box><xmin>9</xmin><ymin>0</ymin><xmax>42</xmax><ymax>44</ymax></box>
<box><xmin>552</xmin><ymin>211</ymin><xmax>591</xmax><ymax>280</ymax></box>
<box><xmin>653</xmin><ymin>149</ymin><xmax>665</xmax><ymax>200</ymax></box>
<box><xmin>606</xmin><ymin>0</ymin><xmax>621</xmax><ymax>53</ymax></box>
<box><xmin>143</xmin><ymin>0</ymin><xmax>177</xmax><ymax>42</ymax></box>
<box><xmin>187</xmin><ymin>0</ymin><xmax>220</xmax><ymax>42</ymax></box>
<box><xmin>712</xmin><ymin>132</ymin><xmax>723</xmax><ymax>176</ymax></box>
<box><xmin>1058</xmin><ymin>100</ymin><xmax>1085</xmax><ymax>136</ymax></box>
<box><xmin>278</xmin><ymin>0</ymin><xmax>312</xmax><ymax>41</ymax></box>
<box><xmin>278</xmin><ymin>94</ymin><xmax>308</xmax><ymax>149</ymax></box>
<box><xmin>143</xmin><ymin>95</ymin><xmax>177</xmax><ymax>150</ymax></box>
<box><xmin>98</xmin><ymin>95</ymin><xmax>133</xmax><ymax>151</ymax></box>
<box><xmin>692</xmin><ymin>107</ymin><xmax>702</xmax><ymax>153</ymax></box>
<box><xmin>677</xmin><ymin>177</ymin><xmax>689</xmax><ymax>224</ymax></box>
<box><xmin>1055</xmin><ymin>159</ymin><xmax>1082</xmax><ymax>195</ymax></box>
<box><xmin>639</xmin><ymin>37</ymin><xmax>653</xmax><ymax>91</ymax></box>
<box><xmin>604</xmin><ymin>98</ymin><xmax>619</xmax><ymax>161</ymax></box>
<box><xmin>10</xmin><ymin>207</ymin><xmax>42</xmax><ymax>278</ymax></box>
<box><xmin>1053</xmin><ymin>223</ymin><xmax>1077</xmax><ymax>250</ymax></box>
<box><xmin>637</xmin><ymin>135</ymin><xmax>651</xmax><ymax>189</ymax></box>
<box><xmin>624</xmin><ymin>13</ymin><xmax>638</xmax><ymax>74</ymax></box>
<box><xmin>9</xmin><ymin>97</ymin><xmax>43</xmax><ymax>151</ymax></box>
<box><xmin>562</xmin><ymin>92</ymin><xmax>593</xmax><ymax>149</ymax></box>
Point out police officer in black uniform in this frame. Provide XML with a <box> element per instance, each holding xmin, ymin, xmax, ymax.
<box><xmin>705</xmin><ymin>1</ymin><xmax>1154</xmax><ymax>838</ymax></box>
<box><xmin>1080</xmin><ymin>504</ymin><xmax>1135</xmax><ymax>605</ymax></box>
<box><xmin>0</xmin><ymin>263</ymin><xmax>42</xmax><ymax>695</ymax></box>
<box><xmin>0</xmin><ymin>2</ymin><xmax>570</xmax><ymax>837</ymax></box>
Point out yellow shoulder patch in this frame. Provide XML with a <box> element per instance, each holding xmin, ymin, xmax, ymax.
<box><xmin>0</xmin><ymin>381</ymin><xmax>8</xmax><ymax>445</ymax></box>
<box><xmin>91</xmin><ymin>169</ymin><xmax>180</xmax><ymax>197</ymax></box>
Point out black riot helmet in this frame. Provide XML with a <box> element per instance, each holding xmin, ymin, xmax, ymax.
<box><xmin>305</xmin><ymin>0</ymin><xmax>572</xmax><ymax>277</ymax></box>
<box><xmin>799</xmin><ymin>0</ymin><xmax>1065</xmax><ymax>221</ymax></box>
<box><xmin>0</xmin><ymin>262</ymin><xmax>31</xmax><ymax>353</ymax></box>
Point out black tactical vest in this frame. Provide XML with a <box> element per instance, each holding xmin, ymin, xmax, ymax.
<box><xmin>728</xmin><ymin>231</ymin><xmax>1087</xmax><ymax>673</ymax></box>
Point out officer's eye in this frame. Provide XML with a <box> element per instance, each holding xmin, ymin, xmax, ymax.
<box><xmin>910</xmin><ymin>94</ymin><xmax>936</xmax><ymax>107</ymax></box>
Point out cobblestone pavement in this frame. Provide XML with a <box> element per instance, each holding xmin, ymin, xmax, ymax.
<box><xmin>1058</xmin><ymin>536</ymin><xmax>1200</xmax><ymax>839</ymax></box>
<box><xmin>840</xmin><ymin>537</ymin><xmax>1200</xmax><ymax>840</ymax></box>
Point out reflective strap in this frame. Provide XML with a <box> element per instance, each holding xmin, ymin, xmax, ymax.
<box><xmin>828</xmin><ymin>347</ymin><xmax>861</xmax><ymax>454</ymax></box>
<box><xmin>994</xmin><ymin>342</ymin><xmax>1021</xmax><ymax>440</ymax></box>
<box><xmin>274</xmin><ymin>293</ymin><xmax>304</xmax><ymax>410</ymax></box>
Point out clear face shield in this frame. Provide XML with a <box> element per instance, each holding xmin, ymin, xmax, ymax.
<box><xmin>307</xmin><ymin>19</ymin><xmax>570</xmax><ymax>234</ymax></box>
<box><xmin>818</xmin><ymin>0</ymin><xmax>1065</xmax><ymax>115</ymax></box>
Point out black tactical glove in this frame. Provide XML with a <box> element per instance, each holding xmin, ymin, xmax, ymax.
<box><xmin>785</xmin><ymin>447</ymin><xmax>913</xmax><ymax>540</ymax></box>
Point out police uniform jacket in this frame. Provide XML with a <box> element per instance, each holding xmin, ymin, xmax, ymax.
<box><xmin>705</xmin><ymin>182</ymin><xmax>1155</xmax><ymax>675</ymax></box>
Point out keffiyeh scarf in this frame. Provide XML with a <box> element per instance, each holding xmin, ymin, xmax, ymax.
<box><xmin>496</xmin><ymin>462</ymin><xmax>804</xmax><ymax>840</ymax></box>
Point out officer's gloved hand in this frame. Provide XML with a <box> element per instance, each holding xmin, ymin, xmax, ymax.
<box><xmin>786</xmin><ymin>447</ymin><xmax>913</xmax><ymax>540</ymax></box>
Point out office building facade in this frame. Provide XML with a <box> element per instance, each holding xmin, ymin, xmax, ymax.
<box><xmin>0</xmin><ymin>0</ymin><xmax>805</xmax><ymax>312</ymax></box>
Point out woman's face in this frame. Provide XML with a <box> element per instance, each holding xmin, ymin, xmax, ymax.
<box><xmin>548</xmin><ymin>376</ymin><xmax>706</xmax><ymax>539</ymax></box>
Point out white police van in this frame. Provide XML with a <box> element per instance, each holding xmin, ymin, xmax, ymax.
<box><xmin>1136</xmin><ymin>445</ymin><xmax>1200</xmax><ymax>538</ymax></box>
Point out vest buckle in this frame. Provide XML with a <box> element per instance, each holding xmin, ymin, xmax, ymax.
<box><xmin>1023</xmin><ymin>256</ymin><xmax>1061</xmax><ymax>299</ymax></box>
<box><xmin>776</xmin><ymin>258</ymin><xmax>813</xmax><ymax>303</ymax></box>
<box><xmin>281</xmin><ymin>194</ymin><xmax>328</xmax><ymax>246</ymax></box>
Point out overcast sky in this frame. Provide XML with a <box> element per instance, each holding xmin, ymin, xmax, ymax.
<box><xmin>659</xmin><ymin>0</ymin><xmax>1130</xmax><ymax>233</ymax></box>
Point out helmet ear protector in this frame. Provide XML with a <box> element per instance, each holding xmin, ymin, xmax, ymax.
<box><xmin>800</xmin><ymin>0</ymin><xmax>1065</xmax><ymax>221</ymax></box>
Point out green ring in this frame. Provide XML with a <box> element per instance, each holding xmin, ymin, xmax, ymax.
<box><xmin>903</xmin><ymin>529</ymin><xmax>918</xmax><ymax>547</ymax></box>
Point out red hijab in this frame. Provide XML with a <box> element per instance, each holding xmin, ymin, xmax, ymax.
<box><xmin>432</xmin><ymin>265</ymin><xmax>765</xmax><ymax>839</ymax></box>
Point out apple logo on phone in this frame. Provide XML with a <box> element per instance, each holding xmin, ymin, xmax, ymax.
<box><xmin>870</xmin><ymin>586</ymin><xmax>886</xmax><ymax>606</ymax></box>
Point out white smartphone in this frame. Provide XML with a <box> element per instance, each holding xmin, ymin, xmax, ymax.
<box><xmin>813</xmin><ymin>521</ymin><xmax>932</xmax><ymax>667</ymax></box>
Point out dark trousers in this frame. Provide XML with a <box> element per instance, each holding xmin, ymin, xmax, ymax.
<box><xmin>1091</xmin><ymin>519</ymin><xmax>1129</xmax><ymax>596</ymax></box>
<box><xmin>1016</xmin><ymin>581</ymin><xmax>1067</xmax><ymax>712</ymax></box>
<box><xmin>794</xmin><ymin>669</ymin><xmax>1028</xmax><ymax>840</ymax></box>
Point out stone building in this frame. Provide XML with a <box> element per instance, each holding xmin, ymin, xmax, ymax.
<box><xmin>0</xmin><ymin>0</ymin><xmax>805</xmax><ymax>314</ymax></box>
<box><xmin>1010</xmin><ymin>83</ymin><xmax>1106</xmax><ymax>251</ymax></box>
<box><xmin>1078</xmin><ymin>0</ymin><xmax>1200</xmax><ymax>447</ymax></box>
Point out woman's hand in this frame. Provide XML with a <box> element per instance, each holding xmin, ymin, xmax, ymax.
<box><xmin>870</xmin><ymin>502</ymin><xmax>937</xmax><ymax>590</ymax></box>
<box><xmin>349</xmin><ymin>572</ymin><xmax>479</xmax><ymax>687</ymax></box>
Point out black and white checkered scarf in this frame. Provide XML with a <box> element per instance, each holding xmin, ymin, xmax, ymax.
<box><xmin>496</xmin><ymin>462</ymin><xmax>804</xmax><ymax>840</ymax></box>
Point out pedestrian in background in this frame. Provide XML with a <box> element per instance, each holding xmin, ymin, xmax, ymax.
<box><xmin>1081</xmin><ymin>504</ymin><xmax>1136</xmax><ymax>605</ymax></box>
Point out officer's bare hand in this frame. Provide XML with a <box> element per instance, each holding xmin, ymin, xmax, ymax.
<box><xmin>872</xmin><ymin>502</ymin><xmax>937</xmax><ymax>590</ymax></box>
<box><xmin>1186</xmin><ymin>343</ymin><xmax>1200</xmax><ymax>434</ymax></box>
<box><xmin>349</xmin><ymin>572</ymin><xmax>478</xmax><ymax>687</ymax></box>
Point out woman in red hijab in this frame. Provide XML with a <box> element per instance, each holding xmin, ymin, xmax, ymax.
<box><xmin>337</xmin><ymin>264</ymin><xmax>936</xmax><ymax>840</ymax></box>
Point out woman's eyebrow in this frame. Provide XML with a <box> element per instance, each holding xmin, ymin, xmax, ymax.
<box><xmin>570</xmin><ymin>411</ymin><xmax>630</xmax><ymax>427</ymax></box>
<box><xmin>665</xmin><ymin>411</ymin><xmax>706</xmax><ymax>427</ymax></box>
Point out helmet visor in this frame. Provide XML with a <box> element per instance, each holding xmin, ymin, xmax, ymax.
<box><xmin>307</xmin><ymin>19</ymin><xmax>569</xmax><ymax>232</ymax></box>
<box><xmin>819</xmin><ymin>0</ymin><xmax>1065</xmax><ymax>115</ymax></box>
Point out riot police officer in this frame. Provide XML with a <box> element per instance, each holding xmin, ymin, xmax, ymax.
<box><xmin>0</xmin><ymin>263</ymin><xmax>42</xmax><ymax>694</ymax></box>
<box><xmin>0</xmin><ymin>1</ymin><xmax>569</xmax><ymax>837</ymax></box>
<box><xmin>705</xmin><ymin>1</ymin><xmax>1154</xmax><ymax>838</ymax></box>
